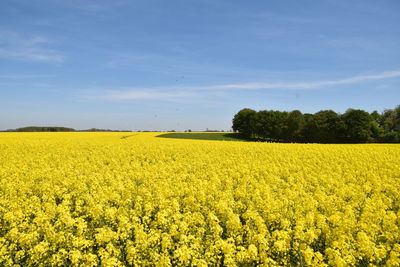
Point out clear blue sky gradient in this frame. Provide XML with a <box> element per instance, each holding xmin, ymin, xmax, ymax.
<box><xmin>1</xmin><ymin>0</ymin><xmax>399</xmax><ymax>131</ymax></box>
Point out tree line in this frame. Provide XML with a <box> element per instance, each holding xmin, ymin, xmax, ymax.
<box><xmin>232</xmin><ymin>105</ymin><xmax>400</xmax><ymax>143</ymax></box>
<box><xmin>3</xmin><ymin>127</ymin><xmax>132</xmax><ymax>132</ymax></box>
<box><xmin>10</xmin><ymin>126</ymin><xmax>75</xmax><ymax>132</ymax></box>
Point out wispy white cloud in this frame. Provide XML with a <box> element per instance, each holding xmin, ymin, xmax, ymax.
<box><xmin>92</xmin><ymin>70</ymin><xmax>400</xmax><ymax>101</ymax></box>
<box><xmin>211</xmin><ymin>70</ymin><xmax>400</xmax><ymax>90</ymax></box>
<box><xmin>0</xmin><ymin>30</ymin><xmax>64</xmax><ymax>63</ymax></box>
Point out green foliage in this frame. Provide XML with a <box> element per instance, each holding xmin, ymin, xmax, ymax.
<box><xmin>342</xmin><ymin>109</ymin><xmax>378</xmax><ymax>143</ymax></box>
<box><xmin>285</xmin><ymin>110</ymin><xmax>304</xmax><ymax>142</ymax></box>
<box><xmin>232</xmin><ymin>108</ymin><xmax>257</xmax><ymax>139</ymax></box>
<box><xmin>253</xmin><ymin>110</ymin><xmax>288</xmax><ymax>141</ymax></box>
<box><xmin>232</xmin><ymin>105</ymin><xmax>400</xmax><ymax>143</ymax></box>
<box><xmin>381</xmin><ymin>105</ymin><xmax>400</xmax><ymax>133</ymax></box>
<box><xmin>15</xmin><ymin>126</ymin><xmax>75</xmax><ymax>132</ymax></box>
<box><xmin>306</xmin><ymin>110</ymin><xmax>346</xmax><ymax>143</ymax></box>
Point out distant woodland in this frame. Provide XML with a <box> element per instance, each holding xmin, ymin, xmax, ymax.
<box><xmin>232</xmin><ymin>105</ymin><xmax>400</xmax><ymax>143</ymax></box>
<box><xmin>3</xmin><ymin>127</ymin><xmax>130</xmax><ymax>132</ymax></box>
<box><xmin>3</xmin><ymin>105</ymin><xmax>399</xmax><ymax>144</ymax></box>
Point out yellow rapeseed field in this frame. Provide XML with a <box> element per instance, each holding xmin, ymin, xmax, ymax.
<box><xmin>0</xmin><ymin>132</ymin><xmax>399</xmax><ymax>266</ymax></box>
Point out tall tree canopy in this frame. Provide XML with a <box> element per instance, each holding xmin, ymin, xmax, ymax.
<box><xmin>232</xmin><ymin>105</ymin><xmax>399</xmax><ymax>143</ymax></box>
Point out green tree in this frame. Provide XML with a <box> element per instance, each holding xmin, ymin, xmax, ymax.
<box><xmin>232</xmin><ymin>108</ymin><xmax>257</xmax><ymax>138</ymax></box>
<box><xmin>395</xmin><ymin>105</ymin><xmax>400</xmax><ymax>132</ymax></box>
<box><xmin>342</xmin><ymin>109</ymin><xmax>379</xmax><ymax>143</ymax></box>
<box><xmin>371</xmin><ymin>110</ymin><xmax>382</xmax><ymax>125</ymax></box>
<box><xmin>232</xmin><ymin>105</ymin><xmax>399</xmax><ymax>143</ymax></box>
<box><xmin>380</xmin><ymin>106</ymin><xmax>400</xmax><ymax>142</ymax></box>
<box><xmin>301</xmin><ymin>113</ymin><xmax>314</xmax><ymax>142</ymax></box>
<box><xmin>285</xmin><ymin>110</ymin><xmax>304</xmax><ymax>142</ymax></box>
<box><xmin>256</xmin><ymin>111</ymin><xmax>288</xmax><ymax>141</ymax></box>
<box><xmin>305</xmin><ymin>110</ymin><xmax>345</xmax><ymax>143</ymax></box>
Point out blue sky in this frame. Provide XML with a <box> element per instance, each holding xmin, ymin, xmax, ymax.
<box><xmin>1</xmin><ymin>0</ymin><xmax>399</xmax><ymax>131</ymax></box>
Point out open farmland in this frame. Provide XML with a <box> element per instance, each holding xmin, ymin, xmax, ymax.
<box><xmin>0</xmin><ymin>133</ymin><xmax>399</xmax><ymax>266</ymax></box>
<box><xmin>157</xmin><ymin>132</ymin><xmax>247</xmax><ymax>142</ymax></box>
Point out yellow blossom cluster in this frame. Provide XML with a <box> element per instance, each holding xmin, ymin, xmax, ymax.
<box><xmin>0</xmin><ymin>132</ymin><xmax>399</xmax><ymax>266</ymax></box>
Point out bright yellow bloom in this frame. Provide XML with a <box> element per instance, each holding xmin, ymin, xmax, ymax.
<box><xmin>0</xmin><ymin>132</ymin><xmax>399</xmax><ymax>266</ymax></box>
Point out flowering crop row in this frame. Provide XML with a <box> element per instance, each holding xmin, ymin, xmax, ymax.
<box><xmin>0</xmin><ymin>133</ymin><xmax>399</xmax><ymax>266</ymax></box>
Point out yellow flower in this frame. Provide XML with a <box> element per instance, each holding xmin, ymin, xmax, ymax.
<box><xmin>0</xmin><ymin>132</ymin><xmax>399</xmax><ymax>265</ymax></box>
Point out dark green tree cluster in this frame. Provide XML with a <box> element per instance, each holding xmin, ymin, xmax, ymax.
<box><xmin>3</xmin><ymin>127</ymin><xmax>134</xmax><ymax>132</ymax></box>
<box><xmin>15</xmin><ymin>126</ymin><xmax>75</xmax><ymax>132</ymax></box>
<box><xmin>232</xmin><ymin>105</ymin><xmax>400</xmax><ymax>143</ymax></box>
